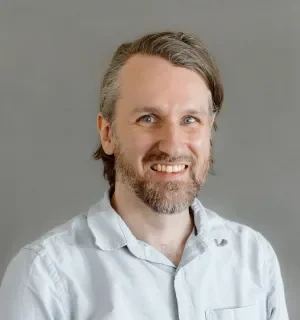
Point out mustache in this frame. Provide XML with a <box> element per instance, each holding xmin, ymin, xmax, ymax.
<box><xmin>143</xmin><ymin>152</ymin><xmax>195</xmax><ymax>164</ymax></box>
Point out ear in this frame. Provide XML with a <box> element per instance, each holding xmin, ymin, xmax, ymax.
<box><xmin>97</xmin><ymin>113</ymin><xmax>115</xmax><ymax>155</ymax></box>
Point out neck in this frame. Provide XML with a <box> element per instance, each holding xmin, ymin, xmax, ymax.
<box><xmin>110</xmin><ymin>183</ymin><xmax>194</xmax><ymax>263</ymax></box>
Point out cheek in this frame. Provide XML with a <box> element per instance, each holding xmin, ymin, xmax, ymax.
<box><xmin>188</xmin><ymin>126</ymin><xmax>210</xmax><ymax>144</ymax></box>
<box><xmin>130</xmin><ymin>137</ymin><xmax>151</xmax><ymax>154</ymax></box>
<box><xmin>118</xmin><ymin>132</ymin><xmax>152</xmax><ymax>160</ymax></box>
<box><xmin>192</xmin><ymin>138</ymin><xmax>204</xmax><ymax>149</ymax></box>
<box><xmin>189</xmin><ymin>134</ymin><xmax>211</xmax><ymax>159</ymax></box>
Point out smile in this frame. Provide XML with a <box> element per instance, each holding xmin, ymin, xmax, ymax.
<box><xmin>151</xmin><ymin>164</ymin><xmax>188</xmax><ymax>173</ymax></box>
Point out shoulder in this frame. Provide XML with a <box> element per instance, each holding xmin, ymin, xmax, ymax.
<box><xmin>2</xmin><ymin>212</ymin><xmax>93</xmax><ymax>285</ymax></box>
<box><xmin>205</xmin><ymin>207</ymin><xmax>276</xmax><ymax>262</ymax></box>
<box><xmin>21</xmin><ymin>212</ymin><xmax>95</xmax><ymax>265</ymax></box>
<box><xmin>205</xmin><ymin>207</ymin><xmax>283</xmax><ymax>286</ymax></box>
<box><xmin>0</xmin><ymin>212</ymin><xmax>93</xmax><ymax>316</ymax></box>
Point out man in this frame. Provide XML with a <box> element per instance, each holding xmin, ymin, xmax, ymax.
<box><xmin>0</xmin><ymin>31</ymin><xmax>289</xmax><ymax>319</ymax></box>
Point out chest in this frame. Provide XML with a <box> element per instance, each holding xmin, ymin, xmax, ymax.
<box><xmin>65</xmin><ymin>249</ymin><xmax>267</xmax><ymax>320</ymax></box>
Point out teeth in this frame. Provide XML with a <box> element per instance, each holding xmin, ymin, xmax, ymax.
<box><xmin>152</xmin><ymin>164</ymin><xmax>186</xmax><ymax>173</ymax></box>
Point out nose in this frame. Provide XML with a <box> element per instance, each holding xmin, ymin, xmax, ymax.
<box><xmin>157</xmin><ymin>123</ymin><xmax>184</xmax><ymax>156</ymax></box>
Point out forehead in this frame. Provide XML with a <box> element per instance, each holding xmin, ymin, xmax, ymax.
<box><xmin>116</xmin><ymin>54</ymin><xmax>210</xmax><ymax>115</ymax></box>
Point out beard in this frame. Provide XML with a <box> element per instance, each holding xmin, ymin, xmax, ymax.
<box><xmin>114</xmin><ymin>142</ymin><xmax>211</xmax><ymax>215</ymax></box>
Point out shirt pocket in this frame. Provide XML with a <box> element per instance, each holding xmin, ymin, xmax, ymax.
<box><xmin>205</xmin><ymin>304</ymin><xmax>260</xmax><ymax>320</ymax></box>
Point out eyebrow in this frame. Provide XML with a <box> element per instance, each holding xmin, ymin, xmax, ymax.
<box><xmin>131</xmin><ymin>106</ymin><xmax>161</xmax><ymax>116</ymax></box>
<box><xmin>131</xmin><ymin>105</ymin><xmax>208</xmax><ymax>116</ymax></box>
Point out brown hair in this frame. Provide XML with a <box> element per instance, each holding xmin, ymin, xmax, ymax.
<box><xmin>93</xmin><ymin>31</ymin><xmax>224</xmax><ymax>191</ymax></box>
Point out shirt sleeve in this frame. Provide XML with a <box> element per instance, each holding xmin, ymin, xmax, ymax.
<box><xmin>259</xmin><ymin>234</ymin><xmax>289</xmax><ymax>320</ymax></box>
<box><xmin>0</xmin><ymin>247</ymin><xmax>67</xmax><ymax>319</ymax></box>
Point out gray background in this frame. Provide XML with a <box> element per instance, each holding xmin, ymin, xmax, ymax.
<box><xmin>0</xmin><ymin>0</ymin><xmax>299</xmax><ymax>318</ymax></box>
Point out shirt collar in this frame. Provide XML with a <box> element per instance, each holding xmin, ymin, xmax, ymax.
<box><xmin>87</xmin><ymin>190</ymin><xmax>228</xmax><ymax>252</ymax></box>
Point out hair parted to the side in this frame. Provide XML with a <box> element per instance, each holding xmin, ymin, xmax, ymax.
<box><xmin>92</xmin><ymin>31</ymin><xmax>224</xmax><ymax>191</ymax></box>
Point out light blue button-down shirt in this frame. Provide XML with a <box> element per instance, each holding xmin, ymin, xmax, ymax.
<box><xmin>0</xmin><ymin>191</ymin><xmax>289</xmax><ymax>319</ymax></box>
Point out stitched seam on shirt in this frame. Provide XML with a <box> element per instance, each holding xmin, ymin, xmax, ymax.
<box><xmin>117</xmin><ymin>216</ymin><xmax>127</xmax><ymax>240</ymax></box>
<box><xmin>116</xmin><ymin>215</ymin><xmax>132</xmax><ymax>251</ymax></box>
<box><xmin>20</xmin><ymin>249</ymin><xmax>39</xmax><ymax>320</ymax></box>
<box><xmin>253</xmin><ymin>232</ymin><xmax>269</xmax><ymax>291</ymax></box>
<box><xmin>254</xmin><ymin>231</ymin><xmax>276</xmax><ymax>318</ymax></box>
<box><xmin>23</xmin><ymin>247</ymin><xmax>68</xmax><ymax>318</ymax></box>
<box><xmin>183</xmin><ymin>268</ymin><xmax>196</xmax><ymax>320</ymax></box>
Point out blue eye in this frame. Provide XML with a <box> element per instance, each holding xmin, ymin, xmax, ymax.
<box><xmin>183</xmin><ymin>116</ymin><xmax>197</xmax><ymax>124</ymax></box>
<box><xmin>139</xmin><ymin>115</ymin><xmax>156</xmax><ymax>123</ymax></box>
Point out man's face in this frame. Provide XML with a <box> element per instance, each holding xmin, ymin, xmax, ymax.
<box><xmin>111</xmin><ymin>55</ymin><xmax>214</xmax><ymax>214</ymax></box>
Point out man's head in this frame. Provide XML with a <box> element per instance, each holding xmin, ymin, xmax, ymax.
<box><xmin>94</xmin><ymin>31</ymin><xmax>224</xmax><ymax>214</ymax></box>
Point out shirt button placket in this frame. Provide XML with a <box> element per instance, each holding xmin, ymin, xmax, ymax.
<box><xmin>174</xmin><ymin>268</ymin><xmax>194</xmax><ymax>320</ymax></box>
